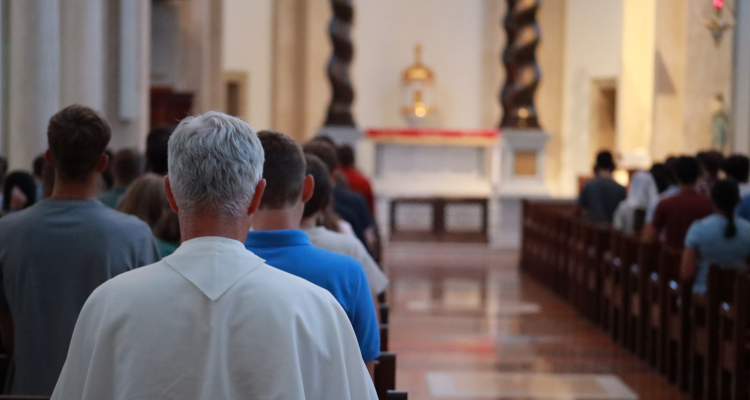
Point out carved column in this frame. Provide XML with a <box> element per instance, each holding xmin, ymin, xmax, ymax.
<box><xmin>500</xmin><ymin>0</ymin><xmax>542</xmax><ymax>129</ymax></box>
<box><xmin>324</xmin><ymin>0</ymin><xmax>355</xmax><ymax>127</ymax></box>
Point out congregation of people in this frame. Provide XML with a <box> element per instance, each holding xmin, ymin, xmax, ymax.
<box><xmin>0</xmin><ymin>105</ymin><xmax>389</xmax><ymax>399</ymax></box>
<box><xmin>578</xmin><ymin>149</ymin><xmax>750</xmax><ymax>295</ymax></box>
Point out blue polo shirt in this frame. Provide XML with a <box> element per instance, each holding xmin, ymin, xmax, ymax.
<box><xmin>245</xmin><ymin>229</ymin><xmax>380</xmax><ymax>362</ymax></box>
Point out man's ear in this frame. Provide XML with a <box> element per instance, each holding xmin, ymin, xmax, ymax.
<box><xmin>247</xmin><ymin>179</ymin><xmax>267</xmax><ymax>215</ymax></box>
<box><xmin>164</xmin><ymin>176</ymin><xmax>179</xmax><ymax>213</ymax></box>
<box><xmin>301</xmin><ymin>175</ymin><xmax>315</xmax><ymax>203</ymax></box>
<box><xmin>95</xmin><ymin>153</ymin><xmax>109</xmax><ymax>173</ymax></box>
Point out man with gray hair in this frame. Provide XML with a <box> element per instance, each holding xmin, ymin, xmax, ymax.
<box><xmin>52</xmin><ymin>112</ymin><xmax>378</xmax><ymax>400</ymax></box>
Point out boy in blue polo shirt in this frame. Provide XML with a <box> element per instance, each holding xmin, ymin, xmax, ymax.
<box><xmin>245</xmin><ymin>131</ymin><xmax>380</xmax><ymax>375</ymax></box>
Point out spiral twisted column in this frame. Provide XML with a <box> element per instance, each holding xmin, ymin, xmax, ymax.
<box><xmin>500</xmin><ymin>0</ymin><xmax>542</xmax><ymax>129</ymax></box>
<box><xmin>324</xmin><ymin>0</ymin><xmax>356</xmax><ymax>127</ymax></box>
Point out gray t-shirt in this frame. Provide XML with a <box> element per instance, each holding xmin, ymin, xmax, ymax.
<box><xmin>578</xmin><ymin>176</ymin><xmax>627</xmax><ymax>223</ymax></box>
<box><xmin>0</xmin><ymin>200</ymin><xmax>160</xmax><ymax>395</ymax></box>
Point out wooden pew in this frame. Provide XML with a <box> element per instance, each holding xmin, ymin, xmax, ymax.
<box><xmin>628</xmin><ymin>241</ymin><xmax>660</xmax><ymax>360</ymax></box>
<box><xmin>380</xmin><ymin>324</ymin><xmax>389</xmax><ymax>353</ymax></box>
<box><xmin>585</xmin><ymin>223</ymin><xmax>611</xmax><ymax>324</ymax></box>
<box><xmin>567</xmin><ymin>219</ymin><xmax>588</xmax><ymax>312</ymax></box>
<box><xmin>555</xmin><ymin>214</ymin><xmax>574</xmax><ymax>298</ymax></box>
<box><xmin>662</xmin><ymin>247</ymin><xmax>691</xmax><ymax>390</ymax></box>
<box><xmin>375</xmin><ymin>352</ymin><xmax>397</xmax><ymax>399</ymax></box>
<box><xmin>380</xmin><ymin>304</ymin><xmax>390</xmax><ymax>325</ymax></box>
<box><xmin>716</xmin><ymin>270</ymin><xmax>749</xmax><ymax>400</ymax></box>
<box><xmin>644</xmin><ymin>246</ymin><xmax>674</xmax><ymax>371</ymax></box>
<box><xmin>599</xmin><ymin>229</ymin><xmax>622</xmax><ymax>333</ymax></box>
<box><xmin>690</xmin><ymin>265</ymin><xmax>739</xmax><ymax>400</ymax></box>
<box><xmin>609</xmin><ymin>234</ymin><xmax>639</xmax><ymax>346</ymax></box>
<box><xmin>386</xmin><ymin>391</ymin><xmax>408</xmax><ymax>400</ymax></box>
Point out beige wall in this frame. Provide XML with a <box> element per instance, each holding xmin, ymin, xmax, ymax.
<box><xmin>223</xmin><ymin>0</ymin><xmax>274</xmax><ymax>130</ymax></box>
<box><xmin>353</xmin><ymin>0</ymin><xmax>485</xmax><ymax>130</ymax></box>
<box><xmin>560</xmin><ymin>0</ymin><xmax>623</xmax><ymax>195</ymax></box>
<box><xmin>651</xmin><ymin>0</ymin><xmax>686</xmax><ymax>160</ymax></box>
<box><xmin>682</xmin><ymin>0</ymin><xmax>734</xmax><ymax>154</ymax></box>
<box><xmin>536</xmin><ymin>0</ymin><xmax>567</xmax><ymax>195</ymax></box>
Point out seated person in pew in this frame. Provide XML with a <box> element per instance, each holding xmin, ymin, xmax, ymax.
<box><xmin>303</xmin><ymin>139</ymin><xmax>377</xmax><ymax>250</ymax></box>
<box><xmin>680</xmin><ymin>180</ymin><xmax>750</xmax><ymax>294</ymax></box>
<box><xmin>614</xmin><ymin>164</ymin><xmax>672</xmax><ymax>234</ymax></box>
<box><xmin>643</xmin><ymin>156</ymin><xmax>714</xmax><ymax>249</ymax></box>
<box><xmin>300</xmin><ymin>153</ymin><xmax>389</xmax><ymax>297</ymax></box>
<box><xmin>0</xmin><ymin>106</ymin><xmax>160</xmax><ymax>396</ymax></box>
<box><xmin>578</xmin><ymin>150</ymin><xmax>627</xmax><ymax>223</ymax></box>
<box><xmin>721</xmin><ymin>154</ymin><xmax>750</xmax><ymax>198</ymax></box>
<box><xmin>338</xmin><ymin>144</ymin><xmax>376</xmax><ymax>216</ymax></box>
<box><xmin>645</xmin><ymin>156</ymin><xmax>680</xmax><ymax>222</ymax></box>
<box><xmin>245</xmin><ymin>131</ymin><xmax>381</xmax><ymax>375</ymax></box>
<box><xmin>613</xmin><ymin>170</ymin><xmax>658</xmax><ymax>234</ymax></box>
<box><xmin>52</xmin><ymin>112</ymin><xmax>377</xmax><ymax>400</ymax></box>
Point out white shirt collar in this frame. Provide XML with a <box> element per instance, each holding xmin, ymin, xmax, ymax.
<box><xmin>162</xmin><ymin>236</ymin><xmax>265</xmax><ymax>301</ymax></box>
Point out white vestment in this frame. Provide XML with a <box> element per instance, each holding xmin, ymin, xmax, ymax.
<box><xmin>303</xmin><ymin>226</ymin><xmax>388</xmax><ymax>296</ymax></box>
<box><xmin>52</xmin><ymin>237</ymin><xmax>378</xmax><ymax>400</ymax></box>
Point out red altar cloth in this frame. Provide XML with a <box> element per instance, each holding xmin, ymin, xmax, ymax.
<box><xmin>364</xmin><ymin>128</ymin><xmax>500</xmax><ymax>146</ymax></box>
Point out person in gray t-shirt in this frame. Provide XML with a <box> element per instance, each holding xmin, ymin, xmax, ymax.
<box><xmin>578</xmin><ymin>151</ymin><xmax>627</xmax><ymax>223</ymax></box>
<box><xmin>0</xmin><ymin>106</ymin><xmax>160</xmax><ymax>395</ymax></box>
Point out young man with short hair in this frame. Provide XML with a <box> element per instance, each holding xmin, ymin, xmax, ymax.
<box><xmin>0</xmin><ymin>105</ymin><xmax>160</xmax><ymax>395</ymax></box>
<box><xmin>245</xmin><ymin>131</ymin><xmax>380</xmax><ymax>375</ymax></box>
<box><xmin>578</xmin><ymin>151</ymin><xmax>627</xmax><ymax>222</ymax></box>
<box><xmin>643</xmin><ymin>156</ymin><xmax>714</xmax><ymax>249</ymax></box>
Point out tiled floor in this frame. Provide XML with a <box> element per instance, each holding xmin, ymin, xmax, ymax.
<box><xmin>383</xmin><ymin>242</ymin><xmax>690</xmax><ymax>400</ymax></box>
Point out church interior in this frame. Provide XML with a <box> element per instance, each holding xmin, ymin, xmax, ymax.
<box><xmin>0</xmin><ymin>0</ymin><xmax>749</xmax><ymax>399</ymax></box>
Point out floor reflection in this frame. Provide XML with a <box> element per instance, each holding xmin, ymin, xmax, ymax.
<box><xmin>384</xmin><ymin>242</ymin><xmax>689</xmax><ymax>400</ymax></box>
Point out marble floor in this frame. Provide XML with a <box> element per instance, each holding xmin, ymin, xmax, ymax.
<box><xmin>383</xmin><ymin>242</ymin><xmax>690</xmax><ymax>400</ymax></box>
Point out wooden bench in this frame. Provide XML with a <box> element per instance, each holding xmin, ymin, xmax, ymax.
<box><xmin>386</xmin><ymin>391</ymin><xmax>408</xmax><ymax>400</ymax></box>
<box><xmin>690</xmin><ymin>265</ymin><xmax>739</xmax><ymax>400</ymax></box>
<box><xmin>716</xmin><ymin>269</ymin><xmax>750</xmax><ymax>400</ymax></box>
<box><xmin>585</xmin><ymin>223</ymin><xmax>611</xmax><ymax>324</ymax></box>
<box><xmin>628</xmin><ymin>241</ymin><xmax>660</xmax><ymax>360</ymax></box>
<box><xmin>609</xmin><ymin>234</ymin><xmax>639</xmax><ymax>346</ymax></box>
<box><xmin>661</xmin><ymin>247</ymin><xmax>691</xmax><ymax>390</ymax></box>
<box><xmin>375</xmin><ymin>352</ymin><xmax>397</xmax><ymax>399</ymax></box>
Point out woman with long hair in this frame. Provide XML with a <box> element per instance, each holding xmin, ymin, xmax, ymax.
<box><xmin>117</xmin><ymin>173</ymin><xmax>180</xmax><ymax>257</ymax></box>
<box><xmin>681</xmin><ymin>180</ymin><xmax>750</xmax><ymax>293</ymax></box>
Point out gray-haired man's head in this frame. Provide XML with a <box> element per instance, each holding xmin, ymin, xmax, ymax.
<box><xmin>167</xmin><ymin>112</ymin><xmax>265</xmax><ymax>219</ymax></box>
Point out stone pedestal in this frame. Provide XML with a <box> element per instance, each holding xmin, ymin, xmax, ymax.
<box><xmin>316</xmin><ymin>126</ymin><xmax>363</xmax><ymax>147</ymax></box>
<box><xmin>491</xmin><ymin>129</ymin><xmax>550</xmax><ymax>248</ymax></box>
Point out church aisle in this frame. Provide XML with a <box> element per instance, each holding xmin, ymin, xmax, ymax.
<box><xmin>384</xmin><ymin>243</ymin><xmax>689</xmax><ymax>400</ymax></box>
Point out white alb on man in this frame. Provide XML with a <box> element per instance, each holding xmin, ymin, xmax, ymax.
<box><xmin>52</xmin><ymin>112</ymin><xmax>378</xmax><ymax>400</ymax></box>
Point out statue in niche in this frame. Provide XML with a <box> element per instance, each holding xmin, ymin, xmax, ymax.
<box><xmin>711</xmin><ymin>93</ymin><xmax>730</xmax><ymax>153</ymax></box>
<box><xmin>401</xmin><ymin>44</ymin><xmax>436</xmax><ymax>127</ymax></box>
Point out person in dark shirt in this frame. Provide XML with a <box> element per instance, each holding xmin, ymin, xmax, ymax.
<box><xmin>578</xmin><ymin>151</ymin><xmax>627</xmax><ymax>222</ymax></box>
<box><xmin>303</xmin><ymin>139</ymin><xmax>375</xmax><ymax>246</ymax></box>
<box><xmin>338</xmin><ymin>144</ymin><xmax>375</xmax><ymax>215</ymax></box>
<box><xmin>643</xmin><ymin>156</ymin><xmax>714</xmax><ymax>249</ymax></box>
<box><xmin>145</xmin><ymin>126</ymin><xmax>175</xmax><ymax>176</ymax></box>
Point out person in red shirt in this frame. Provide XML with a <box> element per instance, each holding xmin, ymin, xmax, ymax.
<box><xmin>338</xmin><ymin>144</ymin><xmax>375</xmax><ymax>216</ymax></box>
<box><xmin>643</xmin><ymin>156</ymin><xmax>714</xmax><ymax>249</ymax></box>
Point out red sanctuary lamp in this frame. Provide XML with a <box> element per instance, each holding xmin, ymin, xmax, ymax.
<box><xmin>714</xmin><ymin>0</ymin><xmax>723</xmax><ymax>10</ymax></box>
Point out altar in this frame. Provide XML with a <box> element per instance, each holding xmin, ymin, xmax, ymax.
<box><xmin>357</xmin><ymin>127</ymin><xmax>549</xmax><ymax>247</ymax></box>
